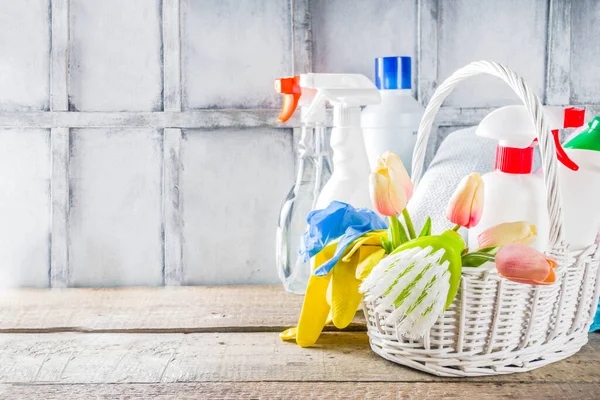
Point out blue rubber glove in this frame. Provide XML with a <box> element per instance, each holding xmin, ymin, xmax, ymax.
<box><xmin>298</xmin><ymin>201</ymin><xmax>387</xmax><ymax>277</ymax></box>
<box><xmin>591</xmin><ymin>299</ymin><xmax>600</xmax><ymax>332</ymax></box>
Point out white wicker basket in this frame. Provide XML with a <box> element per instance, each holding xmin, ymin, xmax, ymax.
<box><xmin>362</xmin><ymin>61</ymin><xmax>600</xmax><ymax>377</ymax></box>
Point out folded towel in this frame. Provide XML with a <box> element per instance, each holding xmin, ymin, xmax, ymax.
<box><xmin>408</xmin><ymin>126</ymin><xmax>496</xmax><ymax>237</ymax></box>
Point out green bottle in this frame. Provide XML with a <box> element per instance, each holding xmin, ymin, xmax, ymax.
<box><xmin>565</xmin><ymin>116</ymin><xmax>600</xmax><ymax>152</ymax></box>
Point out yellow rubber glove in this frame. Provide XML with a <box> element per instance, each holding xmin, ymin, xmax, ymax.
<box><xmin>294</xmin><ymin>240</ymin><xmax>337</xmax><ymax>347</ymax></box>
<box><xmin>331</xmin><ymin>250</ymin><xmax>363</xmax><ymax>329</ymax></box>
<box><xmin>280</xmin><ymin>230</ymin><xmax>388</xmax><ymax>347</ymax></box>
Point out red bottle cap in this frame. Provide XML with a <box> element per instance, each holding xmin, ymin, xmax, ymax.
<box><xmin>495</xmin><ymin>145</ymin><xmax>534</xmax><ymax>174</ymax></box>
<box><xmin>563</xmin><ymin>107</ymin><xmax>585</xmax><ymax>128</ymax></box>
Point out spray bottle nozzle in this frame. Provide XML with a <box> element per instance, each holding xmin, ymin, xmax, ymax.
<box><xmin>275</xmin><ymin>76</ymin><xmax>301</xmax><ymax>123</ymax></box>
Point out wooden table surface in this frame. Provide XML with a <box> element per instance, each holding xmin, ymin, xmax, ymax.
<box><xmin>1</xmin><ymin>286</ymin><xmax>599</xmax><ymax>399</ymax></box>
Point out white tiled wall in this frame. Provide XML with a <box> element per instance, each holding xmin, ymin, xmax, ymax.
<box><xmin>0</xmin><ymin>0</ymin><xmax>50</xmax><ymax>111</ymax></box>
<box><xmin>68</xmin><ymin>129</ymin><xmax>164</xmax><ymax>287</ymax></box>
<box><xmin>0</xmin><ymin>0</ymin><xmax>597</xmax><ymax>287</ymax></box>
<box><xmin>68</xmin><ymin>0</ymin><xmax>163</xmax><ymax>112</ymax></box>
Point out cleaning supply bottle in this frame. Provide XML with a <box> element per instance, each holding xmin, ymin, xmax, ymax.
<box><xmin>275</xmin><ymin>76</ymin><xmax>331</xmax><ymax>294</ymax></box>
<box><xmin>362</xmin><ymin>56</ymin><xmax>424</xmax><ymax>174</ymax></box>
<box><xmin>561</xmin><ymin>116</ymin><xmax>600</xmax><ymax>251</ymax></box>
<box><xmin>467</xmin><ymin>105</ymin><xmax>580</xmax><ymax>252</ymax></box>
<box><xmin>299</xmin><ymin>73</ymin><xmax>381</xmax><ymax>210</ymax></box>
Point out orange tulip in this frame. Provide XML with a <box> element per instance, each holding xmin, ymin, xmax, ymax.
<box><xmin>446</xmin><ymin>173</ymin><xmax>484</xmax><ymax>228</ymax></box>
<box><xmin>369</xmin><ymin>151</ymin><xmax>413</xmax><ymax>216</ymax></box>
<box><xmin>478</xmin><ymin>221</ymin><xmax>537</xmax><ymax>248</ymax></box>
<box><xmin>495</xmin><ymin>243</ymin><xmax>557</xmax><ymax>285</ymax></box>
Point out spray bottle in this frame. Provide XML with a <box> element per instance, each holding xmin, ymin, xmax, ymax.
<box><xmin>301</xmin><ymin>73</ymin><xmax>382</xmax><ymax>210</ymax></box>
<box><xmin>467</xmin><ymin>105</ymin><xmax>581</xmax><ymax>252</ymax></box>
<box><xmin>275</xmin><ymin>76</ymin><xmax>330</xmax><ymax>294</ymax></box>
<box><xmin>562</xmin><ymin>115</ymin><xmax>600</xmax><ymax>251</ymax></box>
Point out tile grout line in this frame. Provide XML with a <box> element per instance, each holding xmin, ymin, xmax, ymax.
<box><xmin>162</xmin><ymin>0</ymin><xmax>184</xmax><ymax>285</ymax></box>
<box><xmin>49</xmin><ymin>0</ymin><xmax>70</xmax><ymax>288</ymax></box>
<box><xmin>417</xmin><ymin>0</ymin><xmax>439</xmax><ymax>107</ymax></box>
<box><xmin>545</xmin><ymin>0</ymin><xmax>572</xmax><ymax>105</ymax></box>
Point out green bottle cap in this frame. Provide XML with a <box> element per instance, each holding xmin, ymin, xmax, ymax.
<box><xmin>565</xmin><ymin>116</ymin><xmax>600</xmax><ymax>152</ymax></box>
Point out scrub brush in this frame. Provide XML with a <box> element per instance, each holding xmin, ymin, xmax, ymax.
<box><xmin>360</xmin><ymin>230</ymin><xmax>465</xmax><ymax>339</ymax></box>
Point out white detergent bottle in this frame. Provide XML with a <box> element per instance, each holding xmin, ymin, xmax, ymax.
<box><xmin>299</xmin><ymin>73</ymin><xmax>381</xmax><ymax>210</ymax></box>
<box><xmin>362</xmin><ymin>56</ymin><xmax>424</xmax><ymax>175</ymax></box>
<box><xmin>467</xmin><ymin>105</ymin><xmax>579</xmax><ymax>251</ymax></box>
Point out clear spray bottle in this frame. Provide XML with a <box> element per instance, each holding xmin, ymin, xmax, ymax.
<box><xmin>275</xmin><ymin>76</ymin><xmax>331</xmax><ymax>294</ymax></box>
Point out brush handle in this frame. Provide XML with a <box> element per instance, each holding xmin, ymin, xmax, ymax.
<box><xmin>410</xmin><ymin>61</ymin><xmax>566</xmax><ymax>255</ymax></box>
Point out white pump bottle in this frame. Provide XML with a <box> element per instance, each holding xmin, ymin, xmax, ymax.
<box><xmin>467</xmin><ymin>105</ymin><xmax>579</xmax><ymax>251</ymax></box>
<box><xmin>298</xmin><ymin>74</ymin><xmax>381</xmax><ymax>210</ymax></box>
<box><xmin>362</xmin><ymin>56</ymin><xmax>424</xmax><ymax>175</ymax></box>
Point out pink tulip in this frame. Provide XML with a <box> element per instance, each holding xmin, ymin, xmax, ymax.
<box><xmin>478</xmin><ymin>221</ymin><xmax>537</xmax><ymax>248</ymax></box>
<box><xmin>369</xmin><ymin>151</ymin><xmax>413</xmax><ymax>216</ymax></box>
<box><xmin>495</xmin><ymin>243</ymin><xmax>557</xmax><ymax>285</ymax></box>
<box><xmin>446</xmin><ymin>173</ymin><xmax>484</xmax><ymax>228</ymax></box>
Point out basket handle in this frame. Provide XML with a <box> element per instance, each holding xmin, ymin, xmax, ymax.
<box><xmin>410</xmin><ymin>61</ymin><xmax>565</xmax><ymax>254</ymax></box>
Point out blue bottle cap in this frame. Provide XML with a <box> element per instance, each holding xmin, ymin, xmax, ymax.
<box><xmin>375</xmin><ymin>56</ymin><xmax>411</xmax><ymax>90</ymax></box>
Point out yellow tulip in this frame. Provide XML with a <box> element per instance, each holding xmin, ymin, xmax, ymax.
<box><xmin>477</xmin><ymin>221</ymin><xmax>537</xmax><ymax>248</ymax></box>
<box><xmin>446</xmin><ymin>173</ymin><xmax>484</xmax><ymax>228</ymax></box>
<box><xmin>369</xmin><ymin>151</ymin><xmax>413</xmax><ymax>216</ymax></box>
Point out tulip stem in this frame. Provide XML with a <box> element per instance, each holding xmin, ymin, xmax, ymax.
<box><xmin>402</xmin><ymin>209</ymin><xmax>416</xmax><ymax>239</ymax></box>
<box><xmin>452</xmin><ymin>224</ymin><xmax>461</xmax><ymax>232</ymax></box>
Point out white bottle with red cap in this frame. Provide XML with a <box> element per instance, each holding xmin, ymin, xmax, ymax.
<box><xmin>467</xmin><ymin>105</ymin><xmax>582</xmax><ymax>251</ymax></box>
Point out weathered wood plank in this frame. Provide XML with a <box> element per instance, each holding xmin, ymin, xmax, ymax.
<box><xmin>0</xmin><ymin>286</ymin><xmax>367</xmax><ymax>332</ymax></box>
<box><xmin>2</xmin><ymin>382</ymin><xmax>599</xmax><ymax>400</ymax></box>
<box><xmin>0</xmin><ymin>332</ymin><xmax>598</xmax><ymax>384</ymax></box>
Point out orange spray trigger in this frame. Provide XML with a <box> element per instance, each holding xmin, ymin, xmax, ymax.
<box><xmin>551</xmin><ymin>129</ymin><xmax>579</xmax><ymax>171</ymax></box>
<box><xmin>275</xmin><ymin>76</ymin><xmax>301</xmax><ymax>123</ymax></box>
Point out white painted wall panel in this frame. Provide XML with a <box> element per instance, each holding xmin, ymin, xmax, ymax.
<box><xmin>571</xmin><ymin>0</ymin><xmax>600</xmax><ymax>104</ymax></box>
<box><xmin>312</xmin><ymin>0</ymin><xmax>416</xmax><ymax>82</ymax></box>
<box><xmin>0</xmin><ymin>129</ymin><xmax>50</xmax><ymax>288</ymax></box>
<box><xmin>0</xmin><ymin>0</ymin><xmax>49</xmax><ymax>111</ymax></box>
<box><xmin>181</xmin><ymin>128</ymin><xmax>293</xmax><ymax>285</ymax></box>
<box><xmin>181</xmin><ymin>0</ymin><xmax>291</xmax><ymax>109</ymax></box>
<box><xmin>438</xmin><ymin>0</ymin><xmax>548</xmax><ymax>107</ymax></box>
<box><xmin>68</xmin><ymin>129</ymin><xmax>163</xmax><ymax>287</ymax></box>
<box><xmin>68</xmin><ymin>0</ymin><xmax>163</xmax><ymax>111</ymax></box>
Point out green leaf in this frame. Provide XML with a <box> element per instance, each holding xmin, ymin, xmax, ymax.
<box><xmin>461</xmin><ymin>247</ymin><xmax>469</xmax><ymax>256</ymax></box>
<box><xmin>475</xmin><ymin>246</ymin><xmax>500</xmax><ymax>255</ymax></box>
<box><xmin>461</xmin><ymin>252</ymin><xmax>496</xmax><ymax>268</ymax></box>
<box><xmin>418</xmin><ymin>216</ymin><xmax>432</xmax><ymax>238</ymax></box>
<box><xmin>396</xmin><ymin>221</ymin><xmax>409</xmax><ymax>246</ymax></box>
<box><xmin>380</xmin><ymin>237</ymin><xmax>393</xmax><ymax>254</ymax></box>
<box><xmin>402</xmin><ymin>209</ymin><xmax>417</xmax><ymax>239</ymax></box>
<box><xmin>389</xmin><ymin>215</ymin><xmax>409</xmax><ymax>249</ymax></box>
